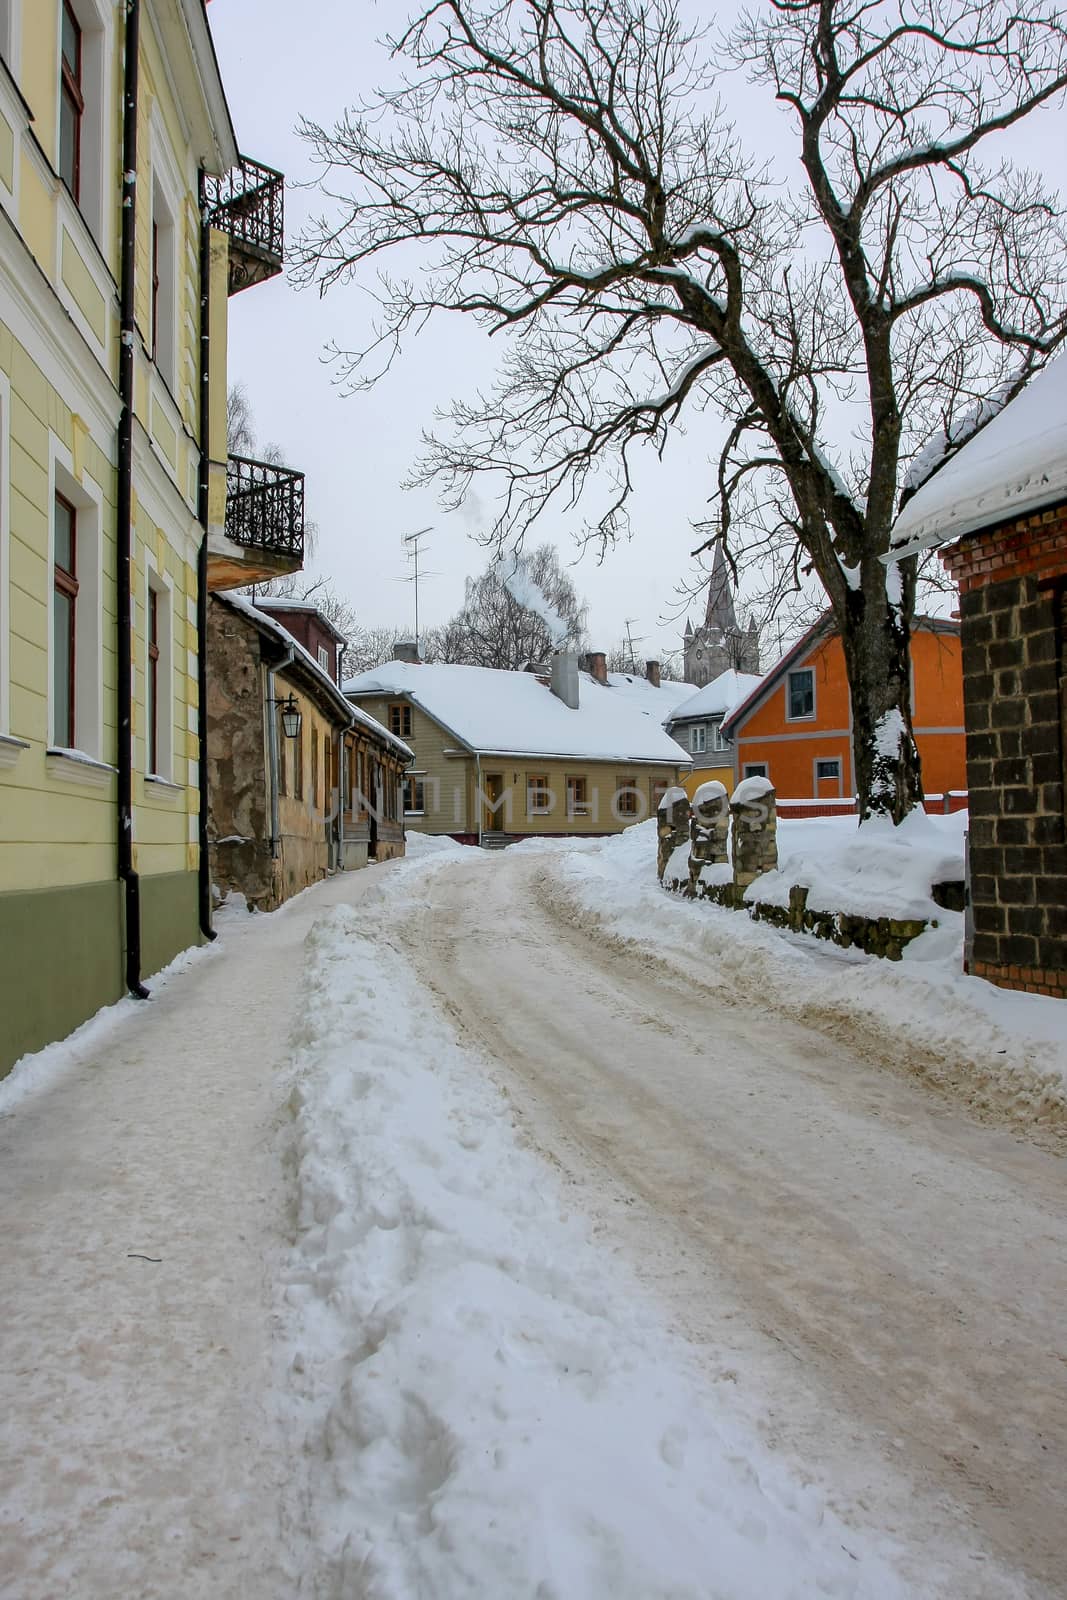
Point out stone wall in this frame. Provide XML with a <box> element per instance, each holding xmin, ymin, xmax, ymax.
<box><xmin>942</xmin><ymin>500</ymin><xmax>1067</xmax><ymax>997</ymax></box>
<box><xmin>206</xmin><ymin>600</ymin><xmax>276</xmax><ymax>908</ymax></box>
<box><xmin>658</xmin><ymin>781</ymin><xmax>933</xmax><ymax>961</ymax></box>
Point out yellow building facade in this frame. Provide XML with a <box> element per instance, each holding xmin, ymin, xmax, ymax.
<box><xmin>0</xmin><ymin>2</ymin><xmax>301</xmax><ymax>1073</ymax></box>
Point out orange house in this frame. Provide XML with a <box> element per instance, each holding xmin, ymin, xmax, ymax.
<box><xmin>721</xmin><ymin>615</ymin><xmax>965</xmax><ymax>801</ymax></box>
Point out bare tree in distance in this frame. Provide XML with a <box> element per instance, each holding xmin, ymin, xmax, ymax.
<box><xmin>226</xmin><ymin>383</ymin><xmax>317</xmax><ymax>579</ymax></box>
<box><xmin>428</xmin><ymin>543</ymin><xmax>588</xmax><ymax>668</ymax></box>
<box><xmin>296</xmin><ymin>0</ymin><xmax>1067</xmax><ymax>820</ymax></box>
<box><xmin>345</xmin><ymin>622</ymin><xmax>411</xmax><ymax>674</ymax></box>
<box><xmin>605</xmin><ymin>642</ymin><xmax>685</xmax><ymax>680</ymax></box>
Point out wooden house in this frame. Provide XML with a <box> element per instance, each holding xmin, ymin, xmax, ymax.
<box><xmin>720</xmin><ymin>615</ymin><xmax>966</xmax><ymax>803</ymax></box>
<box><xmin>664</xmin><ymin>669</ymin><xmax>763</xmax><ymax>797</ymax></box>
<box><xmin>344</xmin><ymin>655</ymin><xmax>691</xmax><ymax>843</ymax></box>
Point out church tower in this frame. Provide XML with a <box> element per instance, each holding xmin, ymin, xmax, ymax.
<box><xmin>682</xmin><ymin>546</ymin><xmax>761</xmax><ymax>687</ymax></box>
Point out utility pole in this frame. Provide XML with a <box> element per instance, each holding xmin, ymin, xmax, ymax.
<box><xmin>402</xmin><ymin>526</ymin><xmax>433</xmax><ymax>650</ymax></box>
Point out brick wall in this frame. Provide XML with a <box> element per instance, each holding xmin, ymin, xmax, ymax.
<box><xmin>942</xmin><ymin>502</ymin><xmax>1067</xmax><ymax>997</ymax></box>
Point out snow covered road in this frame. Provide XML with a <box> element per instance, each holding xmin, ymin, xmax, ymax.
<box><xmin>1</xmin><ymin>833</ymin><xmax>1064</xmax><ymax>1599</ymax></box>
<box><xmin>395</xmin><ymin>844</ymin><xmax>1067</xmax><ymax>1599</ymax></box>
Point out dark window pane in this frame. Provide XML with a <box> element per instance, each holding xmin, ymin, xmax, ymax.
<box><xmin>53</xmin><ymin>589</ymin><xmax>73</xmax><ymax>745</ymax></box>
<box><xmin>788</xmin><ymin>670</ymin><xmax>814</xmax><ymax>719</ymax></box>
<box><xmin>62</xmin><ymin>3</ymin><xmax>80</xmax><ymax>72</ymax></box>
<box><xmin>59</xmin><ymin>94</ymin><xmax>78</xmax><ymax>193</ymax></box>
<box><xmin>54</xmin><ymin>495</ymin><xmax>75</xmax><ymax>574</ymax></box>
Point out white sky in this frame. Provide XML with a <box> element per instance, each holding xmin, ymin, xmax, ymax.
<box><xmin>206</xmin><ymin>1</ymin><xmax>1065</xmax><ymax>664</ymax></box>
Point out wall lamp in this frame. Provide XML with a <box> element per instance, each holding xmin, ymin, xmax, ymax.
<box><xmin>272</xmin><ymin>694</ymin><xmax>302</xmax><ymax>739</ymax></box>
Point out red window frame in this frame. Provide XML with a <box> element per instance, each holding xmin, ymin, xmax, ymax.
<box><xmin>59</xmin><ymin>1</ymin><xmax>84</xmax><ymax>203</ymax></box>
<box><xmin>53</xmin><ymin>492</ymin><xmax>79</xmax><ymax>748</ymax></box>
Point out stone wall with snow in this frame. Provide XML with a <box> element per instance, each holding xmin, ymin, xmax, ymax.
<box><xmin>659</xmin><ymin>786</ymin><xmax>965</xmax><ymax>962</ymax></box>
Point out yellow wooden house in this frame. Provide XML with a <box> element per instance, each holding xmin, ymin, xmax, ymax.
<box><xmin>0</xmin><ymin>2</ymin><xmax>304</xmax><ymax>1074</ymax></box>
<box><xmin>345</xmin><ymin>655</ymin><xmax>692</xmax><ymax>843</ymax></box>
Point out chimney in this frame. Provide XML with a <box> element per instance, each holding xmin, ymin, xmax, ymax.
<box><xmin>394</xmin><ymin>639</ymin><xmax>422</xmax><ymax>664</ymax></box>
<box><xmin>585</xmin><ymin>650</ymin><xmax>608</xmax><ymax>686</ymax></box>
<box><xmin>550</xmin><ymin>651</ymin><xmax>579</xmax><ymax>709</ymax></box>
<box><xmin>645</xmin><ymin>659</ymin><xmax>661</xmax><ymax>688</ymax></box>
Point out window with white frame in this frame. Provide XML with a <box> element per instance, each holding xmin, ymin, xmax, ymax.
<box><xmin>786</xmin><ymin>667</ymin><xmax>815</xmax><ymax>721</ymax></box>
<box><xmin>317</xmin><ymin>644</ymin><xmax>330</xmax><ymax>673</ymax></box>
<box><xmin>711</xmin><ymin>718</ymin><xmax>730</xmax><ymax>752</ymax></box>
<box><xmin>689</xmin><ymin>723</ymin><xmax>706</xmax><ymax>754</ymax></box>
<box><xmin>743</xmin><ymin>762</ymin><xmax>768</xmax><ymax>779</ymax></box>
<box><xmin>145</xmin><ymin>570</ymin><xmax>173</xmax><ymax>779</ymax></box>
<box><xmin>815</xmin><ymin>758</ymin><xmax>841</xmax><ymax>781</ymax></box>
<box><xmin>58</xmin><ymin>0</ymin><xmax>108</xmax><ymax>245</ymax></box>
<box><xmin>49</xmin><ymin>450</ymin><xmax>102</xmax><ymax>758</ymax></box>
<box><xmin>403</xmin><ymin>773</ymin><xmax>426</xmax><ymax>815</ymax></box>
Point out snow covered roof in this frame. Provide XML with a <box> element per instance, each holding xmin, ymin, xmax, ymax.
<box><xmin>215</xmin><ymin>592</ymin><xmax>413</xmax><ymax>760</ymax></box>
<box><xmin>666</xmin><ymin>669</ymin><xmax>764</xmax><ymax>726</ymax></box>
<box><xmin>890</xmin><ymin>355</ymin><xmax>1067</xmax><ymax>559</ymax></box>
<box><xmin>604</xmin><ymin>670</ymin><xmax>698</xmax><ymax>712</ymax></box>
<box><xmin>344</xmin><ymin>660</ymin><xmax>693</xmax><ymax>766</ymax></box>
<box><xmin>252</xmin><ymin>596</ymin><xmax>348</xmax><ymax>643</ymax></box>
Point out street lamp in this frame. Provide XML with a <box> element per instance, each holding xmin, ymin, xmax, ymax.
<box><xmin>276</xmin><ymin>694</ymin><xmax>302</xmax><ymax>740</ymax></box>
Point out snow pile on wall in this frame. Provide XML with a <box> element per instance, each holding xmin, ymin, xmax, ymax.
<box><xmin>749</xmin><ymin>808</ymin><xmax>964</xmax><ymax>921</ymax></box>
<box><xmin>545</xmin><ymin>819</ymin><xmax>1067</xmax><ymax>1125</ymax></box>
<box><xmin>280</xmin><ymin>877</ymin><xmax>907</xmax><ymax>1598</ymax></box>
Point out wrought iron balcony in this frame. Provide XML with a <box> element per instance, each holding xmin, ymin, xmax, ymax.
<box><xmin>225</xmin><ymin>454</ymin><xmax>305</xmax><ymax>563</ymax></box>
<box><xmin>202</xmin><ymin>156</ymin><xmax>284</xmax><ymax>295</ymax></box>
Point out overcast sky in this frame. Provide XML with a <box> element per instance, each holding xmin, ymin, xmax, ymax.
<box><xmin>206</xmin><ymin>1</ymin><xmax>1065</xmax><ymax>665</ymax></box>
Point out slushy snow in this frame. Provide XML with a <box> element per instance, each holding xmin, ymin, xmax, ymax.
<box><xmin>281</xmin><ymin>851</ymin><xmax>907</xmax><ymax>1598</ymax></box>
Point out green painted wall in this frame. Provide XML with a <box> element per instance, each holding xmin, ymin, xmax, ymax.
<box><xmin>139</xmin><ymin>870</ymin><xmax>200</xmax><ymax>981</ymax></box>
<box><xmin>0</xmin><ymin>879</ymin><xmax>124</xmax><ymax>1076</ymax></box>
<box><xmin>0</xmin><ymin>873</ymin><xmax>201</xmax><ymax>1078</ymax></box>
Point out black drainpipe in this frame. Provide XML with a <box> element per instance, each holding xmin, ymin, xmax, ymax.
<box><xmin>117</xmin><ymin>0</ymin><xmax>148</xmax><ymax>998</ymax></box>
<box><xmin>195</xmin><ymin>172</ymin><xmax>216</xmax><ymax>942</ymax></box>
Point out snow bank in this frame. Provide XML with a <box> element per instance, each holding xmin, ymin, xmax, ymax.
<box><xmin>545</xmin><ymin>820</ymin><xmax>1067</xmax><ymax>1124</ymax></box>
<box><xmin>281</xmin><ymin>887</ymin><xmax>907</xmax><ymax>1598</ymax></box>
<box><xmin>749</xmin><ymin>808</ymin><xmax>965</xmax><ymax>921</ymax></box>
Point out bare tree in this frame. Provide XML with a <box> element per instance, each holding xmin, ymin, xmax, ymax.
<box><xmin>345</xmin><ymin>622</ymin><xmax>410</xmax><ymax>673</ymax></box>
<box><xmin>296</xmin><ymin>0</ymin><xmax>1067</xmax><ymax>820</ymax></box>
<box><xmin>226</xmin><ymin>382</ymin><xmax>257</xmax><ymax>457</ymax></box>
<box><xmin>227</xmin><ymin>383</ymin><xmax>317</xmax><ymax>574</ymax></box>
<box><xmin>430</xmin><ymin>542</ymin><xmax>588</xmax><ymax>667</ymax></box>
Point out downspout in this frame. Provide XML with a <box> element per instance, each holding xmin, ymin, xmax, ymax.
<box><xmin>266</xmin><ymin>645</ymin><xmax>294</xmax><ymax>858</ymax></box>
<box><xmin>335</xmin><ymin>641</ymin><xmax>349</xmax><ymax>869</ymax></box>
<box><xmin>476</xmin><ymin>751</ymin><xmax>482</xmax><ymax>847</ymax></box>
<box><xmin>334</xmin><ymin>711</ymin><xmax>354</xmax><ymax>868</ymax></box>
<box><xmin>117</xmin><ymin>0</ymin><xmax>148</xmax><ymax>997</ymax></box>
<box><xmin>195</xmin><ymin>170</ymin><xmax>216</xmax><ymax>942</ymax></box>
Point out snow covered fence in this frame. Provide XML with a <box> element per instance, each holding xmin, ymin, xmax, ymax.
<box><xmin>659</xmin><ymin>785</ymin><xmax>964</xmax><ymax>961</ymax></box>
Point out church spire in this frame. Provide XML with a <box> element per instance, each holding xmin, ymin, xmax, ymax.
<box><xmin>703</xmin><ymin>543</ymin><xmax>739</xmax><ymax>635</ymax></box>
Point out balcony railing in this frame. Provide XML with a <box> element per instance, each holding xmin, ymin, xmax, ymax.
<box><xmin>225</xmin><ymin>454</ymin><xmax>304</xmax><ymax>563</ymax></box>
<box><xmin>202</xmin><ymin>156</ymin><xmax>284</xmax><ymax>295</ymax></box>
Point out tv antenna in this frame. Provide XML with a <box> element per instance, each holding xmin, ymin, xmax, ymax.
<box><xmin>401</xmin><ymin>526</ymin><xmax>434</xmax><ymax>648</ymax></box>
<box><xmin>623</xmin><ymin>617</ymin><xmax>645</xmax><ymax>673</ymax></box>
